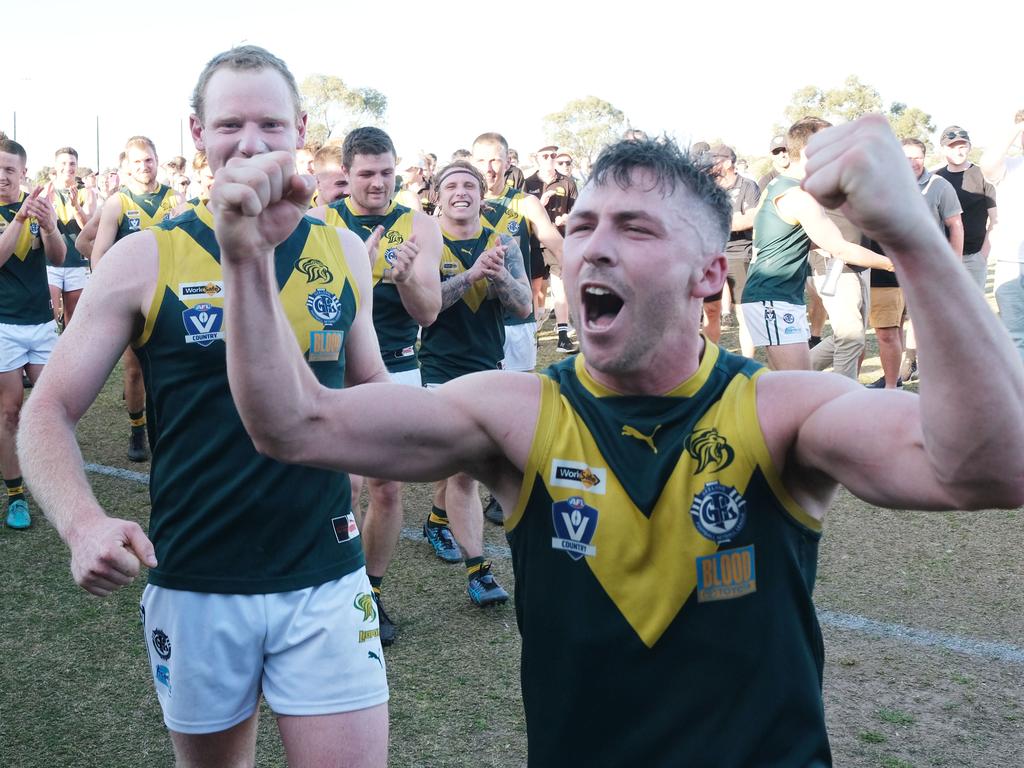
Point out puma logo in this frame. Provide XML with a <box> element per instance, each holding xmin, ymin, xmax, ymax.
<box><xmin>621</xmin><ymin>424</ymin><xmax>661</xmax><ymax>454</ymax></box>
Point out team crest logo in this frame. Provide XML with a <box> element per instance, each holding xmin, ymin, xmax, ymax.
<box><xmin>384</xmin><ymin>248</ymin><xmax>399</xmax><ymax>265</ymax></box>
<box><xmin>29</xmin><ymin>221</ymin><xmax>39</xmax><ymax>236</ymax></box>
<box><xmin>354</xmin><ymin>593</ymin><xmax>377</xmax><ymax>623</ymax></box>
<box><xmin>690</xmin><ymin>481</ymin><xmax>747</xmax><ymax>543</ymax></box>
<box><xmin>506</xmin><ymin>219</ymin><xmax>520</xmax><ymax>235</ymax></box>
<box><xmin>126</xmin><ymin>210</ymin><xmax>141</xmax><ymax>231</ymax></box>
<box><xmin>685</xmin><ymin>428</ymin><xmax>735</xmax><ymax>474</ymax></box>
<box><xmin>151</xmin><ymin>629</ymin><xmax>171</xmax><ymax>660</ymax></box>
<box><xmin>385</xmin><ymin>230</ymin><xmax>404</xmax><ymax>245</ymax></box>
<box><xmin>783</xmin><ymin>313</ymin><xmax>795</xmax><ymax>324</ymax></box>
<box><xmin>181</xmin><ymin>303</ymin><xmax>224</xmax><ymax>346</ymax></box>
<box><xmin>551</xmin><ymin>496</ymin><xmax>598</xmax><ymax>560</ymax></box>
<box><xmin>550</xmin><ymin>460</ymin><xmax>607</xmax><ymax>495</ymax></box>
<box><xmin>297</xmin><ymin>257</ymin><xmax>333</xmax><ymax>284</ymax></box>
<box><xmin>765</xmin><ymin>308</ymin><xmax>776</xmax><ymax>322</ymax></box>
<box><xmin>307</xmin><ymin>288</ymin><xmax>341</xmax><ymax>323</ymax></box>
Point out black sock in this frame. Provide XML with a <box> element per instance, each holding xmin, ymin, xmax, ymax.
<box><xmin>5</xmin><ymin>477</ymin><xmax>25</xmax><ymax>505</ymax></box>
<box><xmin>368</xmin><ymin>574</ymin><xmax>383</xmax><ymax>594</ymax></box>
<box><xmin>427</xmin><ymin>505</ymin><xmax>449</xmax><ymax>528</ymax></box>
<box><xmin>129</xmin><ymin>410</ymin><xmax>146</xmax><ymax>435</ymax></box>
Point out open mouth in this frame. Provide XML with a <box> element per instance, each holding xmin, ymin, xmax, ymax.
<box><xmin>582</xmin><ymin>285</ymin><xmax>624</xmax><ymax>330</ymax></box>
<box><xmin>451</xmin><ymin>200</ymin><xmax>471</xmax><ymax>209</ymax></box>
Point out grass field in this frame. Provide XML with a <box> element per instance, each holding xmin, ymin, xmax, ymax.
<box><xmin>1</xmin><ymin>305</ymin><xmax>1022</xmax><ymax>767</ymax></box>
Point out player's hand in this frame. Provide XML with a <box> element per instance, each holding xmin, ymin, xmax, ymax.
<box><xmin>365</xmin><ymin>225</ymin><xmax>384</xmax><ymax>266</ymax></box>
<box><xmin>209</xmin><ymin>151</ymin><xmax>315</xmax><ymax>261</ymax></box>
<box><xmin>802</xmin><ymin>115</ymin><xmax>932</xmax><ymax>254</ymax></box>
<box><xmin>390</xmin><ymin>235</ymin><xmax>419</xmax><ymax>283</ymax></box>
<box><xmin>67</xmin><ymin>515</ymin><xmax>158</xmax><ymax>597</ymax></box>
<box><xmin>14</xmin><ymin>186</ymin><xmax>42</xmax><ymax>223</ymax></box>
<box><xmin>21</xmin><ymin>188</ymin><xmax>58</xmax><ymax>233</ymax></box>
<box><xmin>474</xmin><ymin>245</ymin><xmax>507</xmax><ymax>281</ymax></box>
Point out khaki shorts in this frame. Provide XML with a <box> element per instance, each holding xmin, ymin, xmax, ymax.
<box><xmin>869</xmin><ymin>287</ymin><xmax>905</xmax><ymax>329</ymax></box>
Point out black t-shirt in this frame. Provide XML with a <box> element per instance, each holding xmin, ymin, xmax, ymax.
<box><xmin>524</xmin><ymin>171</ymin><xmax>578</xmax><ymax>232</ymax></box>
<box><xmin>723</xmin><ymin>174</ymin><xmax>760</xmax><ymax>259</ymax></box>
<box><xmin>505</xmin><ymin>166</ymin><xmax>525</xmax><ymax>191</ymax></box>
<box><xmin>934</xmin><ymin>164</ymin><xmax>996</xmax><ymax>253</ymax></box>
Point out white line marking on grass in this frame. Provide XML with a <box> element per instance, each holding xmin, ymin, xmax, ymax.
<box><xmin>817</xmin><ymin>610</ymin><xmax>1024</xmax><ymax>665</ymax></box>
<box><xmin>84</xmin><ymin>461</ymin><xmax>1024</xmax><ymax>663</ymax></box>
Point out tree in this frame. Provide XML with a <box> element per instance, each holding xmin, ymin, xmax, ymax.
<box><xmin>780</xmin><ymin>76</ymin><xmax>934</xmax><ymax>148</ymax></box>
<box><xmin>300</xmin><ymin>74</ymin><xmax>388</xmax><ymax>144</ymax></box>
<box><xmin>543</xmin><ymin>96</ymin><xmax>628</xmax><ymax>167</ymax></box>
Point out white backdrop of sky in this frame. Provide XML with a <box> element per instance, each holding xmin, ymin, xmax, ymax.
<box><xmin>4</xmin><ymin>0</ymin><xmax>1019</xmax><ymax>174</ymax></box>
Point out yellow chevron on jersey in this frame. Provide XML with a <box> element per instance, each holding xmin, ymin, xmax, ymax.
<box><xmin>323</xmin><ymin>198</ymin><xmax>415</xmax><ymax>286</ymax></box>
<box><xmin>481</xmin><ymin>185</ymin><xmax>533</xmax><ymax>239</ymax></box>
<box><xmin>53</xmin><ymin>188</ymin><xmax>90</xmax><ymax>226</ymax></box>
<box><xmin>440</xmin><ymin>227</ymin><xmax>502</xmax><ymax>313</ymax></box>
<box><xmin>511</xmin><ymin>345</ymin><xmax>819</xmax><ymax>648</ymax></box>
<box><xmin>116</xmin><ymin>184</ymin><xmax>179</xmax><ymax>237</ymax></box>
<box><xmin>0</xmin><ymin>192</ymin><xmax>37</xmax><ymax>261</ymax></box>
<box><xmin>140</xmin><ymin>202</ymin><xmax>358</xmax><ymax>352</ymax></box>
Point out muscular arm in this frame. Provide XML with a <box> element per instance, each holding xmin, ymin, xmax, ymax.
<box><xmin>334</xmin><ymin>227</ymin><xmax>390</xmax><ymax>387</ymax></box>
<box><xmin>217</xmin><ymin>152</ymin><xmax>537</xmax><ymax>506</ymax></box>
<box><xmin>393</xmin><ymin>211</ymin><xmax>442</xmax><ymax>326</ymax></box>
<box><xmin>779</xmin><ymin>187</ymin><xmax>893</xmax><ymax>270</ymax></box>
<box><xmin>75</xmin><ymin>209</ymin><xmax>101</xmax><ymax>258</ymax></box>
<box><xmin>521</xmin><ymin>193</ymin><xmax>563</xmax><ymax>261</ymax></box>
<box><xmin>759</xmin><ymin>116</ymin><xmax>1024</xmax><ymax>517</ymax></box>
<box><xmin>0</xmin><ymin>216</ymin><xmax>28</xmax><ymax>269</ymax></box>
<box><xmin>489</xmin><ymin>234</ymin><xmax>533</xmax><ymax>318</ymax></box>
<box><xmin>90</xmin><ymin>195</ymin><xmax>123</xmax><ymax>268</ymax></box>
<box><xmin>440</xmin><ymin>268</ymin><xmax>482</xmax><ymax>311</ymax></box>
<box><xmin>18</xmin><ymin>235</ymin><xmax>158</xmax><ymax>593</ymax></box>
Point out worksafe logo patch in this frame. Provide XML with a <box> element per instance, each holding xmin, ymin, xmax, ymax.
<box><xmin>550</xmin><ymin>460</ymin><xmax>606</xmax><ymax>494</ymax></box>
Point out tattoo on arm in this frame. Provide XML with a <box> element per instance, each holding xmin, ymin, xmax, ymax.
<box><xmin>440</xmin><ymin>271</ymin><xmax>476</xmax><ymax>311</ymax></box>
<box><xmin>491</xmin><ymin>236</ymin><xmax>532</xmax><ymax>314</ymax></box>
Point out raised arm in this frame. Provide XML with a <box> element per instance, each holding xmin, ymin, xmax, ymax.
<box><xmin>89</xmin><ymin>194</ymin><xmax>123</xmax><ymax>267</ymax></box>
<box><xmin>759</xmin><ymin>115</ymin><xmax>1024</xmax><ymax>516</ymax></box>
<box><xmin>216</xmin><ymin>152</ymin><xmax>538</xmax><ymax>500</ymax></box>
<box><xmin>980</xmin><ymin>121</ymin><xmax>1024</xmax><ymax>183</ymax></box>
<box><xmin>778</xmin><ymin>186</ymin><xmax>893</xmax><ymax>270</ymax></box>
<box><xmin>521</xmin><ymin>193</ymin><xmax>563</xmax><ymax>261</ymax></box>
<box><xmin>19</xmin><ymin>234</ymin><xmax>158</xmax><ymax>595</ymax></box>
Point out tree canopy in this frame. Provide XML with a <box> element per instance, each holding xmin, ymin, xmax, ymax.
<box><xmin>781</xmin><ymin>76</ymin><xmax>935</xmax><ymax>149</ymax></box>
<box><xmin>300</xmin><ymin>74</ymin><xmax>387</xmax><ymax>145</ymax></box>
<box><xmin>543</xmin><ymin>96</ymin><xmax>628</xmax><ymax>167</ymax></box>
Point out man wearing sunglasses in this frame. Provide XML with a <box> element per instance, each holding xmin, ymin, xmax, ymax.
<box><xmin>524</xmin><ymin>144</ymin><xmax>578</xmax><ymax>353</ymax></box>
<box><xmin>981</xmin><ymin>112</ymin><xmax>1024</xmax><ymax>363</ymax></box>
<box><xmin>935</xmin><ymin>125</ymin><xmax>997</xmax><ymax>292</ymax></box>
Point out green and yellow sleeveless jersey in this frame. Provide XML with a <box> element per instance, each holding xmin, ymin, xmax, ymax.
<box><xmin>481</xmin><ymin>185</ymin><xmax>533</xmax><ymax>326</ymax></box>
<box><xmin>324</xmin><ymin>197</ymin><xmax>419</xmax><ymax>372</ymax></box>
<box><xmin>419</xmin><ymin>226</ymin><xmax>505</xmax><ymax>384</ymax></box>
<box><xmin>0</xmin><ymin>192</ymin><xmax>55</xmax><ymax>325</ymax></box>
<box><xmin>136</xmin><ymin>204</ymin><xmax>364</xmax><ymax>593</ymax></box>
<box><xmin>507</xmin><ymin>345</ymin><xmax>831</xmax><ymax>767</ymax></box>
<box><xmin>743</xmin><ymin>176</ymin><xmax>812</xmax><ymax>305</ymax></box>
<box><xmin>114</xmin><ymin>184</ymin><xmax>179</xmax><ymax>241</ymax></box>
<box><xmin>53</xmin><ymin>187</ymin><xmax>91</xmax><ymax>269</ymax></box>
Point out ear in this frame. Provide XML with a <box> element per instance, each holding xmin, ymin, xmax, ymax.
<box><xmin>189</xmin><ymin>114</ymin><xmax>204</xmax><ymax>151</ymax></box>
<box><xmin>693</xmin><ymin>253</ymin><xmax>728</xmax><ymax>299</ymax></box>
<box><xmin>295</xmin><ymin>112</ymin><xmax>308</xmax><ymax>149</ymax></box>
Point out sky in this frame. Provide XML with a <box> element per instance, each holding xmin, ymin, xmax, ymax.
<box><xmin>4</xmin><ymin>0</ymin><xmax>1020</xmax><ymax>175</ymax></box>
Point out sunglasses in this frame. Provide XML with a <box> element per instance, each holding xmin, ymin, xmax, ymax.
<box><xmin>557</xmin><ymin>160</ymin><xmax>572</xmax><ymax>166</ymax></box>
<box><xmin>771</xmin><ymin>148</ymin><xmax>788</xmax><ymax>155</ymax></box>
<box><xmin>943</xmin><ymin>130</ymin><xmax>969</xmax><ymax>141</ymax></box>
<box><xmin>539</xmin><ymin>152</ymin><xmax>558</xmax><ymax>159</ymax></box>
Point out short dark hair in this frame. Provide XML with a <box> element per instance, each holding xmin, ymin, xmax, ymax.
<box><xmin>786</xmin><ymin>117</ymin><xmax>832</xmax><ymax>157</ymax></box>
<box><xmin>472</xmin><ymin>132</ymin><xmax>509</xmax><ymax>154</ymax></box>
<box><xmin>0</xmin><ymin>138</ymin><xmax>27</xmax><ymax>164</ymax></box>
<box><xmin>901</xmin><ymin>138</ymin><xmax>927</xmax><ymax>156</ymax></box>
<box><xmin>342</xmin><ymin>127</ymin><xmax>395</xmax><ymax>169</ymax></box>
<box><xmin>587</xmin><ymin>138</ymin><xmax>731</xmax><ymax>252</ymax></box>
<box><xmin>450</xmin><ymin>149</ymin><xmax>471</xmax><ymax>161</ymax></box>
<box><xmin>191</xmin><ymin>45</ymin><xmax>301</xmax><ymax>124</ymax></box>
<box><xmin>55</xmin><ymin>146</ymin><xmax>79</xmax><ymax>160</ymax></box>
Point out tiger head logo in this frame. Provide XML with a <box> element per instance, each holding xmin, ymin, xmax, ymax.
<box><xmin>354</xmin><ymin>593</ymin><xmax>377</xmax><ymax>623</ymax></box>
<box><xmin>385</xmin><ymin>230</ymin><xmax>404</xmax><ymax>245</ymax></box>
<box><xmin>297</xmin><ymin>257</ymin><xmax>334</xmax><ymax>284</ymax></box>
<box><xmin>685</xmin><ymin>428</ymin><xmax>735</xmax><ymax>474</ymax></box>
